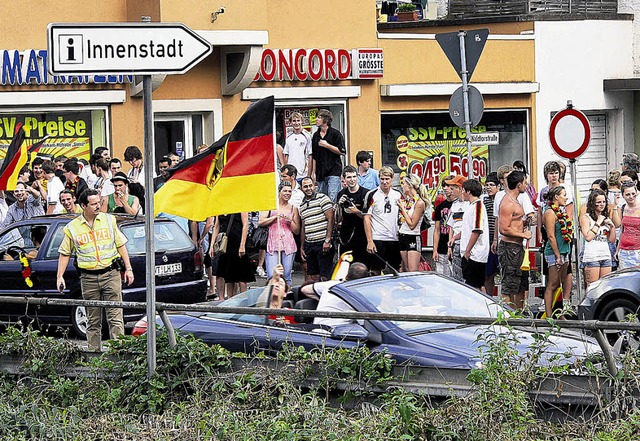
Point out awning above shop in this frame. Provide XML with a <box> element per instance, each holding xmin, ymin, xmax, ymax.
<box><xmin>603</xmin><ymin>78</ymin><xmax>640</xmax><ymax>92</ymax></box>
<box><xmin>380</xmin><ymin>82</ymin><xmax>539</xmax><ymax>96</ymax></box>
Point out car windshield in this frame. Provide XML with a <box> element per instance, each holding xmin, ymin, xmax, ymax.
<box><xmin>202</xmin><ymin>286</ymin><xmax>273</xmax><ymax>325</ymax></box>
<box><xmin>348</xmin><ymin>274</ymin><xmax>505</xmax><ymax>333</ymax></box>
<box><xmin>122</xmin><ymin>222</ymin><xmax>193</xmax><ymax>254</ymax></box>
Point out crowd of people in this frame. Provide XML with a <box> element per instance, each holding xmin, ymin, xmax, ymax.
<box><xmin>2</xmin><ymin>109</ymin><xmax>640</xmax><ymax>318</ymax></box>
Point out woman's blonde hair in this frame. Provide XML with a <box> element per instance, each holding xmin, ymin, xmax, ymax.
<box><xmin>403</xmin><ymin>174</ymin><xmax>431</xmax><ymax>210</ymax></box>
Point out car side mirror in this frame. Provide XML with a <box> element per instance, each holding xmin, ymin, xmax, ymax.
<box><xmin>330</xmin><ymin>324</ymin><xmax>369</xmax><ymax>342</ymax></box>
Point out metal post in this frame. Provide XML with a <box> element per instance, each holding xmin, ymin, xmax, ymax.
<box><xmin>570</xmin><ymin>158</ymin><xmax>583</xmax><ymax>303</ymax></box>
<box><xmin>458</xmin><ymin>30</ymin><xmax>474</xmax><ymax>179</ymax></box>
<box><xmin>141</xmin><ymin>17</ymin><xmax>156</xmax><ymax>378</ymax></box>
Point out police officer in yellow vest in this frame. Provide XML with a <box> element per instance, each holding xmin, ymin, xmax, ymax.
<box><xmin>56</xmin><ymin>189</ymin><xmax>134</xmax><ymax>351</ymax></box>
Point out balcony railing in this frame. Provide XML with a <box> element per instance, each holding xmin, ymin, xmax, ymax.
<box><xmin>448</xmin><ymin>0</ymin><xmax>618</xmax><ymax>18</ymax></box>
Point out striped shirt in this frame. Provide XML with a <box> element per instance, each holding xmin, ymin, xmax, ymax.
<box><xmin>483</xmin><ymin>194</ymin><xmax>496</xmax><ymax>244</ymax></box>
<box><xmin>299</xmin><ymin>192</ymin><xmax>334</xmax><ymax>243</ymax></box>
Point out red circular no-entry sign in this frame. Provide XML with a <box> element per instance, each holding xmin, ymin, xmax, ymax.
<box><xmin>549</xmin><ymin>107</ymin><xmax>591</xmax><ymax>160</ymax></box>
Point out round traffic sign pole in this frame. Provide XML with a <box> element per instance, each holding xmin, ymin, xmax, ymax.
<box><xmin>549</xmin><ymin>105</ymin><xmax>591</xmax><ymax>160</ymax></box>
<box><xmin>548</xmin><ymin>101</ymin><xmax>590</xmax><ymax>303</ymax></box>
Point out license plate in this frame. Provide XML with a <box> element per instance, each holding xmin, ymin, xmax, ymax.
<box><xmin>155</xmin><ymin>263</ymin><xmax>182</xmax><ymax>276</ymax></box>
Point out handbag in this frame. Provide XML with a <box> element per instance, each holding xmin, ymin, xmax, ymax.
<box><xmin>252</xmin><ymin>226</ymin><xmax>269</xmax><ymax>249</ymax></box>
<box><xmin>418</xmin><ymin>255</ymin><xmax>432</xmax><ymax>272</ymax></box>
<box><xmin>212</xmin><ymin>215</ymin><xmax>235</xmax><ymax>258</ymax></box>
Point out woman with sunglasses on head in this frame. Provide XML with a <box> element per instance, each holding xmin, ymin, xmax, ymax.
<box><xmin>397</xmin><ymin>174</ymin><xmax>431</xmax><ymax>272</ymax></box>
<box><xmin>258</xmin><ymin>181</ymin><xmax>300</xmax><ymax>287</ymax></box>
<box><xmin>580</xmin><ymin>189</ymin><xmax>616</xmax><ymax>287</ymax></box>
<box><xmin>617</xmin><ymin>181</ymin><xmax>640</xmax><ymax>269</ymax></box>
<box><xmin>542</xmin><ymin>186</ymin><xmax>572</xmax><ymax>318</ymax></box>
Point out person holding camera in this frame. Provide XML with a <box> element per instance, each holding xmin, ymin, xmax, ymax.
<box><xmin>336</xmin><ymin>165</ymin><xmax>369</xmax><ymax>265</ymax></box>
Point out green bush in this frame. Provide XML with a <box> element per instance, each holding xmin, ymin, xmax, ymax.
<box><xmin>0</xmin><ymin>322</ymin><xmax>639</xmax><ymax>440</ymax></box>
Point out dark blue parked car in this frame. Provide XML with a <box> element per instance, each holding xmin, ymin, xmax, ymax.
<box><xmin>136</xmin><ymin>273</ymin><xmax>600</xmax><ymax>369</ymax></box>
<box><xmin>0</xmin><ymin>214</ymin><xmax>207</xmax><ymax>338</ymax></box>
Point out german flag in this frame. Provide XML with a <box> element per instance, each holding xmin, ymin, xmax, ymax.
<box><xmin>154</xmin><ymin>96</ymin><xmax>277</xmax><ymax>221</ymax></box>
<box><xmin>0</xmin><ymin>123</ymin><xmax>28</xmax><ymax>191</ymax></box>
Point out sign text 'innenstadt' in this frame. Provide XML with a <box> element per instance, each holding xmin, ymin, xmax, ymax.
<box><xmin>47</xmin><ymin>22</ymin><xmax>212</xmax><ymax>75</ymax></box>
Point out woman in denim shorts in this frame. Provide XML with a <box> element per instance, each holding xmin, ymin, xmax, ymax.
<box><xmin>580</xmin><ymin>189</ymin><xmax>616</xmax><ymax>288</ymax></box>
<box><xmin>542</xmin><ymin>186</ymin><xmax>572</xmax><ymax>318</ymax></box>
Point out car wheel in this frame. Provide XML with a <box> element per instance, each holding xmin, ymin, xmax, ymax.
<box><xmin>71</xmin><ymin>305</ymin><xmax>88</xmax><ymax>339</ymax></box>
<box><xmin>599</xmin><ymin>299</ymin><xmax>640</xmax><ymax>354</ymax></box>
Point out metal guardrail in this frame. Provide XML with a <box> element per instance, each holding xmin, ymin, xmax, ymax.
<box><xmin>1</xmin><ymin>295</ymin><xmax>638</xmax><ymax>376</ymax></box>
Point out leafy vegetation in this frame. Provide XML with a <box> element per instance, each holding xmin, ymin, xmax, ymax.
<box><xmin>0</xmin><ymin>323</ymin><xmax>639</xmax><ymax>440</ymax></box>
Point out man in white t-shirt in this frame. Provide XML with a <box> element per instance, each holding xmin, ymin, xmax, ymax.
<box><xmin>43</xmin><ymin>162</ymin><xmax>65</xmax><ymax>214</ymax></box>
<box><xmin>364</xmin><ymin>166</ymin><xmax>402</xmax><ymax>274</ymax></box>
<box><xmin>363</xmin><ymin>166</ymin><xmax>402</xmax><ymax>274</ymax></box>
<box><xmin>445</xmin><ymin>175</ymin><xmax>470</xmax><ymax>282</ymax></box>
<box><xmin>460</xmin><ymin>179</ymin><xmax>489</xmax><ymax>291</ymax></box>
<box><xmin>283</xmin><ymin>112</ymin><xmax>312</xmax><ymax>181</ymax></box>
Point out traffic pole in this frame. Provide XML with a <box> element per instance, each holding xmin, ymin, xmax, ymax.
<box><xmin>458</xmin><ymin>30</ymin><xmax>474</xmax><ymax>179</ymax></box>
<box><xmin>142</xmin><ymin>16</ymin><xmax>157</xmax><ymax>378</ymax></box>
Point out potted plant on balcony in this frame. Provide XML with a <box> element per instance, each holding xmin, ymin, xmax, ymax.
<box><xmin>397</xmin><ymin>3</ymin><xmax>418</xmax><ymax>22</ymax></box>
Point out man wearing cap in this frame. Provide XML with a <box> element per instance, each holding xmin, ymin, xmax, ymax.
<box><xmin>445</xmin><ymin>175</ymin><xmax>469</xmax><ymax>282</ymax></box>
<box><xmin>57</xmin><ymin>189</ymin><xmax>134</xmax><ymax>351</ymax></box>
<box><xmin>100</xmin><ymin>172</ymin><xmax>141</xmax><ymax>215</ymax></box>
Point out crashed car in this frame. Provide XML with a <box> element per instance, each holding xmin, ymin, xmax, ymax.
<box><xmin>135</xmin><ymin>272</ymin><xmax>601</xmax><ymax>369</ymax></box>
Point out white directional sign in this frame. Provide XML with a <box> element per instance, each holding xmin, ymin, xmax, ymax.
<box><xmin>47</xmin><ymin>22</ymin><xmax>212</xmax><ymax>75</ymax></box>
<box><xmin>468</xmin><ymin>131</ymin><xmax>499</xmax><ymax>145</ymax></box>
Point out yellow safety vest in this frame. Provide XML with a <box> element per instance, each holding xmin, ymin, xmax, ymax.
<box><xmin>64</xmin><ymin>213</ymin><xmax>120</xmax><ymax>270</ymax></box>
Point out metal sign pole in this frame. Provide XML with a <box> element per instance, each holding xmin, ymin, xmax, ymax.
<box><xmin>141</xmin><ymin>17</ymin><xmax>157</xmax><ymax>379</ymax></box>
<box><xmin>570</xmin><ymin>159</ymin><xmax>584</xmax><ymax>303</ymax></box>
<box><xmin>458</xmin><ymin>30</ymin><xmax>474</xmax><ymax>179</ymax></box>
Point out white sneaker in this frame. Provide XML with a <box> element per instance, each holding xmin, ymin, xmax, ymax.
<box><xmin>256</xmin><ymin>266</ymin><xmax>267</xmax><ymax>278</ymax></box>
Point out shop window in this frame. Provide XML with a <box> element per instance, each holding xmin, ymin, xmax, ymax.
<box><xmin>381</xmin><ymin>111</ymin><xmax>528</xmax><ymax>199</ymax></box>
<box><xmin>0</xmin><ymin>109</ymin><xmax>107</xmax><ymax>163</ymax></box>
<box><xmin>275</xmin><ymin>104</ymin><xmax>346</xmax><ymax>145</ymax></box>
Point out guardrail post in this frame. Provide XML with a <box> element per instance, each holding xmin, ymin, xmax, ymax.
<box><xmin>159</xmin><ymin>310</ymin><xmax>177</xmax><ymax>349</ymax></box>
<box><xmin>592</xmin><ymin>329</ymin><xmax>618</xmax><ymax>376</ymax></box>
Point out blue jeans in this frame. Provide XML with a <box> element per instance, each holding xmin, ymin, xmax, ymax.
<box><xmin>265</xmin><ymin>251</ymin><xmax>295</xmax><ymax>286</ymax></box>
<box><xmin>318</xmin><ymin>175</ymin><xmax>341</xmax><ymax>203</ymax></box>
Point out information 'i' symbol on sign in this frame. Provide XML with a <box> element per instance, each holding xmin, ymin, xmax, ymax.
<box><xmin>58</xmin><ymin>34</ymin><xmax>83</xmax><ymax>64</ymax></box>
<box><xmin>67</xmin><ymin>38</ymin><xmax>75</xmax><ymax>61</ymax></box>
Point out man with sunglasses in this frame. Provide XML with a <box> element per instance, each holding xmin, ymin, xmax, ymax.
<box><xmin>364</xmin><ymin>166</ymin><xmax>402</xmax><ymax>275</ymax></box>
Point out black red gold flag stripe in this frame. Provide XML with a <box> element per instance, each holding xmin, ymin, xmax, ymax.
<box><xmin>0</xmin><ymin>124</ymin><xmax>28</xmax><ymax>191</ymax></box>
<box><xmin>154</xmin><ymin>96</ymin><xmax>277</xmax><ymax>221</ymax></box>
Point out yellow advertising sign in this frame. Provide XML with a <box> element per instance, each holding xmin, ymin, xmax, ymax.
<box><xmin>393</xmin><ymin>125</ymin><xmax>490</xmax><ymax>201</ymax></box>
<box><xmin>0</xmin><ymin>111</ymin><xmax>92</xmax><ymax>161</ymax></box>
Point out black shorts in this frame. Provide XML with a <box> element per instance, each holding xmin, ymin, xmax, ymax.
<box><xmin>398</xmin><ymin>233</ymin><xmax>422</xmax><ymax>252</ymax></box>
<box><xmin>304</xmin><ymin>241</ymin><xmax>334</xmax><ymax>280</ymax></box>
<box><xmin>498</xmin><ymin>241</ymin><xmax>529</xmax><ymax>295</ymax></box>
<box><xmin>369</xmin><ymin>240</ymin><xmax>401</xmax><ymax>272</ymax></box>
<box><xmin>462</xmin><ymin>257</ymin><xmax>486</xmax><ymax>289</ymax></box>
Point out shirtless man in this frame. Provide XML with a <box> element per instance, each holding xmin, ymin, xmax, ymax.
<box><xmin>497</xmin><ymin>170</ymin><xmax>532</xmax><ymax>310</ymax></box>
